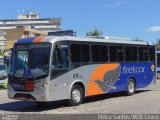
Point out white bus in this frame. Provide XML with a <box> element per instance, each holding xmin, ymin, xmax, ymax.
<box><xmin>8</xmin><ymin>36</ymin><xmax>156</xmax><ymax>106</ymax></box>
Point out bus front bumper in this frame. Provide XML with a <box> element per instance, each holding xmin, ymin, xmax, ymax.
<box><xmin>7</xmin><ymin>84</ymin><xmax>49</xmax><ymax>102</ymax></box>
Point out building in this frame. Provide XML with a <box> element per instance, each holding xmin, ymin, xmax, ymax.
<box><xmin>0</xmin><ymin>12</ymin><xmax>61</xmax><ymax>50</ymax></box>
<box><xmin>48</xmin><ymin>30</ymin><xmax>76</xmax><ymax>36</ymax></box>
<box><xmin>0</xmin><ymin>12</ymin><xmax>61</xmax><ymax>32</ymax></box>
<box><xmin>2</xmin><ymin>28</ymin><xmax>48</xmax><ymax>50</ymax></box>
<box><xmin>0</xmin><ymin>31</ymin><xmax>6</xmax><ymax>52</ymax></box>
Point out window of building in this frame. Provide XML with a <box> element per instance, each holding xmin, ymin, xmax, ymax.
<box><xmin>31</xmin><ymin>15</ymin><xmax>38</xmax><ymax>19</ymax></box>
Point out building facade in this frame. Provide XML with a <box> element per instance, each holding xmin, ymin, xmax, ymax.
<box><xmin>0</xmin><ymin>31</ymin><xmax>6</xmax><ymax>53</ymax></box>
<box><xmin>0</xmin><ymin>12</ymin><xmax>61</xmax><ymax>32</ymax></box>
<box><xmin>0</xmin><ymin>12</ymin><xmax>61</xmax><ymax>50</ymax></box>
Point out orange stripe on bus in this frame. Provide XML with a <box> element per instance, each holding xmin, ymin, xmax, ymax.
<box><xmin>32</xmin><ymin>36</ymin><xmax>44</xmax><ymax>43</ymax></box>
<box><xmin>86</xmin><ymin>64</ymin><xmax>119</xmax><ymax>96</ymax></box>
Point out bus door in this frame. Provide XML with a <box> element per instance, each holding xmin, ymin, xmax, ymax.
<box><xmin>50</xmin><ymin>43</ymin><xmax>69</xmax><ymax>100</ymax></box>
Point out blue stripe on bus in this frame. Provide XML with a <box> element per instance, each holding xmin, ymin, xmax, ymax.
<box><xmin>109</xmin><ymin>62</ymin><xmax>155</xmax><ymax>93</ymax></box>
<box><xmin>16</xmin><ymin>37</ymin><xmax>36</xmax><ymax>44</ymax></box>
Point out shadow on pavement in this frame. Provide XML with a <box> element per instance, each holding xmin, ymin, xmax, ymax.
<box><xmin>0</xmin><ymin>100</ymin><xmax>69</xmax><ymax>112</ymax></box>
<box><xmin>83</xmin><ymin>90</ymin><xmax>151</xmax><ymax>104</ymax></box>
<box><xmin>0</xmin><ymin>90</ymin><xmax>151</xmax><ymax>112</ymax></box>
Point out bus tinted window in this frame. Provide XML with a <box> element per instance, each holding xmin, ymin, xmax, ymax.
<box><xmin>139</xmin><ymin>47</ymin><xmax>149</xmax><ymax>61</ymax></box>
<box><xmin>149</xmin><ymin>47</ymin><xmax>155</xmax><ymax>61</ymax></box>
<box><xmin>71</xmin><ymin>44</ymin><xmax>81</xmax><ymax>62</ymax></box>
<box><xmin>71</xmin><ymin>44</ymin><xmax>90</xmax><ymax>62</ymax></box>
<box><xmin>109</xmin><ymin>46</ymin><xmax>117</xmax><ymax>62</ymax></box>
<box><xmin>92</xmin><ymin>45</ymin><xmax>100</xmax><ymax>62</ymax></box>
<box><xmin>117</xmin><ymin>46</ymin><xmax>124</xmax><ymax>61</ymax></box>
<box><xmin>101</xmin><ymin>45</ymin><xmax>108</xmax><ymax>62</ymax></box>
<box><xmin>81</xmin><ymin>44</ymin><xmax>90</xmax><ymax>62</ymax></box>
<box><xmin>157</xmin><ymin>53</ymin><xmax>160</xmax><ymax>67</ymax></box>
<box><xmin>125</xmin><ymin>47</ymin><xmax>138</xmax><ymax>61</ymax></box>
<box><xmin>91</xmin><ymin>45</ymin><xmax>108</xmax><ymax>63</ymax></box>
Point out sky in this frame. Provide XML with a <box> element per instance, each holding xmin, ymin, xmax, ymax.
<box><xmin>0</xmin><ymin>0</ymin><xmax>160</xmax><ymax>43</ymax></box>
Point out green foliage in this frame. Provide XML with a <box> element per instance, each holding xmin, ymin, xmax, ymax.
<box><xmin>86</xmin><ymin>28</ymin><xmax>102</xmax><ymax>37</ymax></box>
<box><xmin>0</xmin><ymin>50</ymin><xmax>3</xmax><ymax>56</ymax></box>
<box><xmin>156</xmin><ymin>39</ymin><xmax>160</xmax><ymax>50</ymax></box>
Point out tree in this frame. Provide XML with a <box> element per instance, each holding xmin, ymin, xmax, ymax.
<box><xmin>156</xmin><ymin>38</ymin><xmax>160</xmax><ymax>50</ymax></box>
<box><xmin>0</xmin><ymin>50</ymin><xmax>3</xmax><ymax>56</ymax></box>
<box><xmin>86</xmin><ymin>28</ymin><xmax>102</xmax><ymax>37</ymax></box>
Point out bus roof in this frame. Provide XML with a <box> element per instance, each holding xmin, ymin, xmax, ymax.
<box><xmin>16</xmin><ymin>36</ymin><xmax>154</xmax><ymax>46</ymax></box>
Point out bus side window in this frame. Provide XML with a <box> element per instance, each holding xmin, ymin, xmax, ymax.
<box><xmin>92</xmin><ymin>45</ymin><xmax>100</xmax><ymax>62</ymax></box>
<box><xmin>51</xmin><ymin>45</ymin><xmax>69</xmax><ymax>79</ymax></box>
<box><xmin>139</xmin><ymin>47</ymin><xmax>149</xmax><ymax>61</ymax></box>
<box><xmin>61</xmin><ymin>48</ymin><xmax>68</xmax><ymax>68</ymax></box>
<box><xmin>125</xmin><ymin>46</ymin><xmax>138</xmax><ymax>62</ymax></box>
<box><xmin>52</xmin><ymin>45</ymin><xmax>68</xmax><ymax>70</ymax></box>
<box><xmin>117</xmin><ymin>46</ymin><xmax>124</xmax><ymax>62</ymax></box>
<box><xmin>149</xmin><ymin>47</ymin><xmax>155</xmax><ymax>61</ymax></box>
<box><xmin>109</xmin><ymin>46</ymin><xmax>117</xmax><ymax>62</ymax></box>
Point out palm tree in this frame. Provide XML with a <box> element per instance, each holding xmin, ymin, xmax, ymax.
<box><xmin>86</xmin><ymin>28</ymin><xmax>102</xmax><ymax>37</ymax></box>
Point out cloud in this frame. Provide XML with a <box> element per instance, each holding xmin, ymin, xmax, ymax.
<box><xmin>105</xmin><ymin>1</ymin><xmax>127</xmax><ymax>8</ymax></box>
<box><xmin>146</xmin><ymin>26</ymin><xmax>160</xmax><ymax>32</ymax></box>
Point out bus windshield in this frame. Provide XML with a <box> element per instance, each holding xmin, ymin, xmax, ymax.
<box><xmin>9</xmin><ymin>43</ymin><xmax>51</xmax><ymax>78</ymax></box>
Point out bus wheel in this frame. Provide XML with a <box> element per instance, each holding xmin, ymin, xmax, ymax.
<box><xmin>68</xmin><ymin>85</ymin><xmax>83</xmax><ymax>106</ymax></box>
<box><xmin>126</xmin><ymin>78</ymin><xmax>135</xmax><ymax>96</ymax></box>
<box><xmin>157</xmin><ymin>73</ymin><xmax>160</xmax><ymax>79</ymax></box>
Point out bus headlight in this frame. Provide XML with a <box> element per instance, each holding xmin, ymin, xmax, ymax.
<box><xmin>35</xmin><ymin>84</ymin><xmax>46</xmax><ymax>92</ymax></box>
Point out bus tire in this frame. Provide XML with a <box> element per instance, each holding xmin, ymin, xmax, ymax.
<box><xmin>68</xmin><ymin>85</ymin><xmax>84</xmax><ymax>106</ymax></box>
<box><xmin>157</xmin><ymin>72</ymin><xmax>160</xmax><ymax>79</ymax></box>
<box><xmin>126</xmin><ymin>78</ymin><xmax>135</xmax><ymax>96</ymax></box>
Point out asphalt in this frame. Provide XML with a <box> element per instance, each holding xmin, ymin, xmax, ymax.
<box><xmin>0</xmin><ymin>80</ymin><xmax>160</xmax><ymax>119</ymax></box>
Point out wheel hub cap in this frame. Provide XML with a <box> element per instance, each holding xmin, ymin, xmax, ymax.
<box><xmin>129</xmin><ymin>82</ymin><xmax>134</xmax><ymax>93</ymax></box>
<box><xmin>72</xmin><ymin>89</ymin><xmax>81</xmax><ymax>103</ymax></box>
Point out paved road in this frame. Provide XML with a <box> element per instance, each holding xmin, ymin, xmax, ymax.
<box><xmin>0</xmin><ymin>80</ymin><xmax>160</xmax><ymax>115</ymax></box>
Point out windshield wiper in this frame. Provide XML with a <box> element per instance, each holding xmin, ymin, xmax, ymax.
<box><xmin>13</xmin><ymin>58</ymin><xmax>24</xmax><ymax>77</ymax></box>
<box><xmin>24</xmin><ymin>62</ymin><xmax>36</xmax><ymax>80</ymax></box>
<box><xmin>13</xmin><ymin>51</ymin><xmax>35</xmax><ymax>79</ymax></box>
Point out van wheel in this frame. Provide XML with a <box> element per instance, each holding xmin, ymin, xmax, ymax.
<box><xmin>68</xmin><ymin>85</ymin><xmax>83</xmax><ymax>106</ymax></box>
<box><xmin>126</xmin><ymin>78</ymin><xmax>135</xmax><ymax>96</ymax></box>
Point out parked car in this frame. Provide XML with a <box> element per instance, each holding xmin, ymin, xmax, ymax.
<box><xmin>0</xmin><ymin>64</ymin><xmax>8</xmax><ymax>88</ymax></box>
